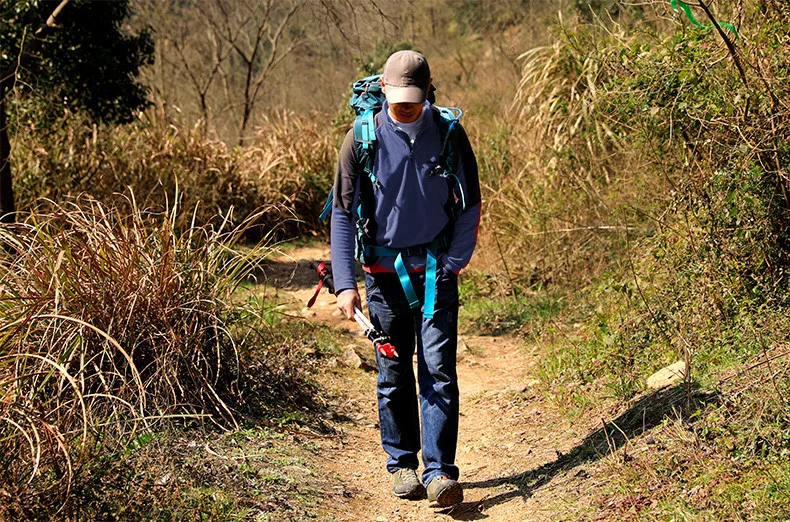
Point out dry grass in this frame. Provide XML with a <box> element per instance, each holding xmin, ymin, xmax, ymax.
<box><xmin>0</xmin><ymin>193</ymin><xmax>275</xmax><ymax>516</ymax></box>
<box><xmin>2</xmin><ymin>83</ymin><xmax>341</xmax><ymax>519</ymax></box>
<box><xmin>481</xmin><ymin>28</ymin><xmax>665</xmax><ymax>289</ymax></box>
<box><xmin>11</xmin><ymin>108</ymin><xmax>338</xmax><ymax>239</ymax></box>
<box><xmin>481</xmin><ymin>2</ymin><xmax>790</xmax><ymax>295</ymax></box>
<box><xmin>590</xmin><ymin>349</ymin><xmax>790</xmax><ymax>520</ymax></box>
<box><xmin>469</xmin><ymin>4</ymin><xmax>790</xmax><ymax>516</ymax></box>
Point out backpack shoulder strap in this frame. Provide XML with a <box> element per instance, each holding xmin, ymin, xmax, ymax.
<box><xmin>320</xmin><ymin>75</ymin><xmax>385</xmax><ymax>222</ymax></box>
<box><xmin>353</xmin><ymin>109</ymin><xmax>384</xmax><ymax>189</ymax></box>
<box><xmin>350</xmin><ymin>75</ymin><xmax>385</xmax><ymax>190</ymax></box>
<box><xmin>433</xmin><ymin>106</ymin><xmax>463</xmax><ymax>167</ymax></box>
<box><xmin>430</xmin><ymin>106</ymin><xmax>467</xmax><ymax>216</ymax></box>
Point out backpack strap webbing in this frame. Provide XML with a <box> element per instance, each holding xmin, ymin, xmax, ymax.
<box><xmin>353</xmin><ymin>109</ymin><xmax>381</xmax><ymax>189</ymax></box>
<box><xmin>362</xmin><ymin>236</ymin><xmax>450</xmax><ymax>319</ymax></box>
<box><xmin>392</xmin><ymin>249</ymin><xmax>438</xmax><ymax>317</ymax></box>
<box><xmin>319</xmin><ymin>190</ymin><xmax>333</xmax><ymax>221</ymax></box>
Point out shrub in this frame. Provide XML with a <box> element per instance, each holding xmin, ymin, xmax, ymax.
<box><xmin>490</xmin><ymin>3</ymin><xmax>790</xmax><ymax>293</ymax></box>
<box><xmin>479</xmin><ymin>2</ymin><xmax>790</xmax><ymax>403</ymax></box>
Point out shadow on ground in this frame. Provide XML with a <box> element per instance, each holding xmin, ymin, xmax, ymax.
<box><xmin>447</xmin><ymin>383</ymin><xmax>718</xmax><ymax>520</ymax></box>
<box><xmin>246</xmin><ymin>259</ymin><xmax>325</xmax><ymax>290</ymax></box>
<box><xmin>247</xmin><ymin>257</ymin><xmax>365</xmax><ymax>294</ymax></box>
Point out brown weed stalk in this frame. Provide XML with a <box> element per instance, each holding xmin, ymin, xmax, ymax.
<box><xmin>0</xmin><ymin>193</ymin><xmax>274</xmax><ymax>515</ymax></box>
<box><xmin>10</xmin><ymin>109</ymin><xmax>337</xmax><ymax>239</ymax></box>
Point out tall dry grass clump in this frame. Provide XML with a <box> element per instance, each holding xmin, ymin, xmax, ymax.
<box><xmin>0</xmin><ymin>194</ymin><xmax>273</xmax><ymax>516</ymax></box>
<box><xmin>485</xmin><ymin>3</ymin><xmax>790</xmax><ymax>293</ymax></box>
<box><xmin>11</xmin><ymin>109</ymin><xmax>337</xmax><ymax>238</ymax></box>
<box><xmin>482</xmin><ymin>22</ymin><xmax>670</xmax><ymax>289</ymax></box>
<box><xmin>478</xmin><ymin>2</ymin><xmax>790</xmax><ymax>402</ymax></box>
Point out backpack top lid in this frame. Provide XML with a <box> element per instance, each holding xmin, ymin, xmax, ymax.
<box><xmin>350</xmin><ymin>75</ymin><xmax>386</xmax><ymax>116</ymax></box>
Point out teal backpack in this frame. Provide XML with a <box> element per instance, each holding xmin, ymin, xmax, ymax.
<box><xmin>321</xmin><ymin>73</ymin><xmax>466</xmax><ymax>319</ymax></box>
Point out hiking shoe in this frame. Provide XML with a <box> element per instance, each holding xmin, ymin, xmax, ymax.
<box><xmin>390</xmin><ymin>468</ymin><xmax>425</xmax><ymax>499</ymax></box>
<box><xmin>426</xmin><ymin>476</ymin><xmax>463</xmax><ymax>508</ymax></box>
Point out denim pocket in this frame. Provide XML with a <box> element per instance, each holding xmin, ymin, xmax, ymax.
<box><xmin>364</xmin><ymin>272</ymin><xmax>379</xmax><ymax>295</ymax></box>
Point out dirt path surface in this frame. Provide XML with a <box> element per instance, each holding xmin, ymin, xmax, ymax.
<box><xmin>265</xmin><ymin>246</ymin><xmax>595</xmax><ymax>521</ymax></box>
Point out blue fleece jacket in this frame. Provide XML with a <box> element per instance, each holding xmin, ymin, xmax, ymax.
<box><xmin>330</xmin><ymin>101</ymin><xmax>481</xmax><ymax>294</ymax></box>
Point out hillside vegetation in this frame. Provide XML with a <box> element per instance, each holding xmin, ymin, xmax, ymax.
<box><xmin>473</xmin><ymin>1</ymin><xmax>790</xmax><ymax>518</ymax></box>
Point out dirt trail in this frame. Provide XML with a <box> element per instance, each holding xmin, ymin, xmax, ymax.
<box><xmin>265</xmin><ymin>246</ymin><xmax>594</xmax><ymax>522</ymax></box>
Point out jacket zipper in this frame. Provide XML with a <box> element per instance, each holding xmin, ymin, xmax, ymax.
<box><xmin>392</xmin><ymin>128</ymin><xmax>414</xmax><ymax>159</ymax></box>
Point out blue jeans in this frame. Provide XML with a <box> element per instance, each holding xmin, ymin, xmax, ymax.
<box><xmin>365</xmin><ymin>266</ymin><xmax>459</xmax><ymax>486</ymax></box>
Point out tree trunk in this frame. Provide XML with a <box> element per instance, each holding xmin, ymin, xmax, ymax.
<box><xmin>0</xmin><ymin>84</ymin><xmax>15</xmax><ymax>224</ymax></box>
<box><xmin>238</xmin><ymin>64</ymin><xmax>254</xmax><ymax>147</ymax></box>
<box><xmin>239</xmin><ymin>103</ymin><xmax>251</xmax><ymax>147</ymax></box>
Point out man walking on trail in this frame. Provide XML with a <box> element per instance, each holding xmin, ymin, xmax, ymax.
<box><xmin>330</xmin><ymin>50</ymin><xmax>481</xmax><ymax>508</ymax></box>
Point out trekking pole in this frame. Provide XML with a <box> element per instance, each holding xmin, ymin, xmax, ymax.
<box><xmin>307</xmin><ymin>261</ymin><xmax>335</xmax><ymax>307</ymax></box>
<box><xmin>352</xmin><ymin>307</ymin><xmax>399</xmax><ymax>358</ymax></box>
<box><xmin>308</xmin><ymin>261</ymin><xmax>398</xmax><ymax>358</ymax></box>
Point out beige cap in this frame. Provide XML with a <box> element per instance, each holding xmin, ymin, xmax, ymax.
<box><xmin>382</xmin><ymin>50</ymin><xmax>431</xmax><ymax>104</ymax></box>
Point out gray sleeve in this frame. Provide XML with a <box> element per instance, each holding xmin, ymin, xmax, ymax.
<box><xmin>333</xmin><ymin>129</ymin><xmax>358</xmax><ymax>214</ymax></box>
<box><xmin>443</xmin><ymin>124</ymin><xmax>481</xmax><ymax>273</ymax></box>
<box><xmin>330</xmin><ymin>129</ymin><xmax>360</xmax><ymax>293</ymax></box>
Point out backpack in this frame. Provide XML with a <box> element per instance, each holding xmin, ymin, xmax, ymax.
<box><xmin>320</xmin><ymin>73</ymin><xmax>467</xmax><ymax>319</ymax></box>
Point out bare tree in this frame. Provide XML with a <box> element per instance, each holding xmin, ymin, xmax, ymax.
<box><xmin>171</xmin><ymin>11</ymin><xmax>236</xmax><ymax>127</ymax></box>
<box><xmin>205</xmin><ymin>0</ymin><xmax>304</xmax><ymax>144</ymax></box>
<box><xmin>131</xmin><ymin>0</ymin><xmax>428</xmax><ymax>141</ymax></box>
<box><xmin>133</xmin><ymin>0</ymin><xmax>305</xmax><ymax>143</ymax></box>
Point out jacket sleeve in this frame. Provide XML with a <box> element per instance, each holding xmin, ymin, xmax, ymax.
<box><xmin>330</xmin><ymin>129</ymin><xmax>360</xmax><ymax>294</ymax></box>
<box><xmin>442</xmin><ymin>124</ymin><xmax>481</xmax><ymax>274</ymax></box>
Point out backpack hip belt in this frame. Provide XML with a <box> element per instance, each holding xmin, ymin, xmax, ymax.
<box><xmin>363</xmin><ymin>236</ymin><xmax>450</xmax><ymax>319</ymax></box>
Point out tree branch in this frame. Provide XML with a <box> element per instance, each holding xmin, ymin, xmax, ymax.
<box><xmin>696</xmin><ymin>0</ymin><xmax>748</xmax><ymax>88</ymax></box>
<box><xmin>39</xmin><ymin>0</ymin><xmax>71</xmax><ymax>35</ymax></box>
<box><xmin>1</xmin><ymin>0</ymin><xmax>72</xmax><ymax>87</ymax></box>
<box><xmin>695</xmin><ymin>0</ymin><xmax>749</xmax><ymax>120</ymax></box>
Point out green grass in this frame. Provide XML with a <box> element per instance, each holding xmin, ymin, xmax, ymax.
<box><xmin>588</xmin><ymin>363</ymin><xmax>790</xmax><ymax>520</ymax></box>
<box><xmin>459</xmin><ymin>271</ymin><xmax>564</xmax><ymax>336</ymax></box>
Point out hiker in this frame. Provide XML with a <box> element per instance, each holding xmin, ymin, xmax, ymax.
<box><xmin>330</xmin><ymin>50</ymin><xmax>481</xmax><ymax>507</ymax></box>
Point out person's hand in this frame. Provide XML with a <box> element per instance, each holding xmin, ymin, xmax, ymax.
<box><xmin>337</xmin><ymin>289</ymin><xmax>361</xmax><ymax>321</ymax></box>
<box><xmin>438</xmin><ymin>253</ymin><xmax>459</xmax><ymax>278</ymax></box>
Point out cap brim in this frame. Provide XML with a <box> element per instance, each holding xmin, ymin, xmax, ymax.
<box><xmin>385</xmin><ymin>85</ymin><xmax>427</xmax><ymax>104</ymax></box>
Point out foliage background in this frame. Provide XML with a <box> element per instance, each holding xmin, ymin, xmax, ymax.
<box><xmin>5</xmin><ymin>0</ymin><xmax>790</xmax><ymax>519</ymax></box>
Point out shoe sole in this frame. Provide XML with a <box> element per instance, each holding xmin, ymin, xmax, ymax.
<box><xmin>429</xmin><ymin>481</ymin><xmax>463</xmax><ymax>508</ymax></box>
<box><xmin>393</xmin><ymin>485</ymin><xmax>426</xmax><ymax>500</ymax></box>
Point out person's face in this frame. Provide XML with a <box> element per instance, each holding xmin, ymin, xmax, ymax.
<box><xmin>381</xmin><ymin>78</ymin><xmax>431</xmax><ymax>123</ymax></box>
<box><xmin>388</xmin><ymin>101</ymin><xmax>423</xmax><ymax>123</ymax></box>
